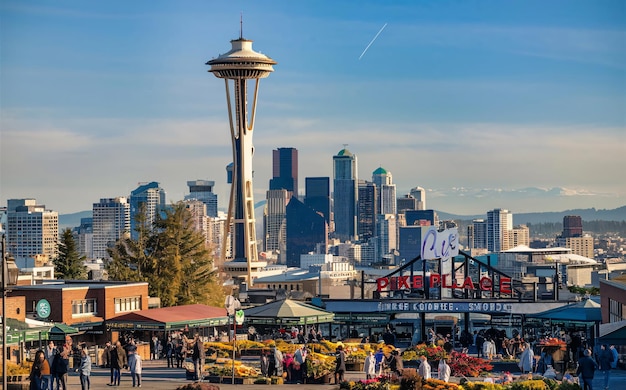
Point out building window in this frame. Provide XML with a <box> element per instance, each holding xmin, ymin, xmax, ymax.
<box><xmin>609</xmin><ymin>298</ymin><xmax>624</xmax><ymax>322</ymax></box>
<box><xmin>114</xmin><ymin>296</ymin><xmax>142</xmax><ymax>313</ymax></box>
<box><xmin>72</xmin><ymin>299</ymin><xmax>97</xmax><ymax>317</ymax></box>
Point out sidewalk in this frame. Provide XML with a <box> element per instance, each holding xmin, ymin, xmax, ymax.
<box><xmin>60</xmin><ymin>358</ymin><xmax>626</xmax><ymax>390</ymax></box>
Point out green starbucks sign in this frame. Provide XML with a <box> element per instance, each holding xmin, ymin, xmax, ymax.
<box><xmin>36</xmin><ymin>299</ymin><xmax>51</xmax><ymax>319</ymax></box>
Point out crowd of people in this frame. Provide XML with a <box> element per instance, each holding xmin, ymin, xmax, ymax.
<box><xmin>28</xmin><ymin>336</ymin><xmax>92</xmax><ymax>390</ymax></box>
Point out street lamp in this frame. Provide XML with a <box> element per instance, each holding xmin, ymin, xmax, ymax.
<box><xmin>224</xmin><ymin>295</ymin><xmax>241</xmax><ymax>384</ymax></box>
<box><xmin>2</xmin><ymin>234</ymin><xmax>19</xmax><ymax>390</ymax></box>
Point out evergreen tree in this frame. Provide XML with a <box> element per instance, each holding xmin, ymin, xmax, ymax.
<box><xmin>54</xmin><ymin>228</ymin><xmax>87</xmax><ymax>279</ymax></box>
<box><xmin>107</xmin><ymin>202</ymin><xmax>155</xmax><ymax>283</ymax></box>
<box><xmin>107</xmin><ymin>201</ymin><xmax>225</xmax><ymax>307</ymax></box>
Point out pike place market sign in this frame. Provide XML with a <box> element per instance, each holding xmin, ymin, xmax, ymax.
<box><xmin>377</xmin><ymin>301</ymin><xmax>513</xmax><ymax>314</ymax></box>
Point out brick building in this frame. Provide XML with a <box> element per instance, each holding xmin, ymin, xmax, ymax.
<box><xmin>6</xmin><ymin>280</ymin><xmax>149</xmax><ymax>345</ymax></box>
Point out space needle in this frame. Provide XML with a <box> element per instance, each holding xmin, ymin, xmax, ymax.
<box><xmin>207</xmin><ymin>27</ymin><xmax>276</xmax><ymax>286</ymax></box>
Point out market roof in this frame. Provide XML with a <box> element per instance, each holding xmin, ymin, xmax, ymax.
<box><xmin>243</xmin><ymin>299</ymin><xmax>334</xmax><ymax>325</ymax></box>
<box><xmin>107</xmin><ymin>304</ymin><xmax>228</xmax><ymax>331</ymax></box>
<box><xmin>528</xmin><ymin>298</ymin><xmax>601</xmax><ymax>322</ymax></box>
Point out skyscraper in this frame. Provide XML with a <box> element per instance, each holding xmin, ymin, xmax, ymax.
<box><xmin>357</xmin><ymin>180</ymin><xmax>377</xmax><ymax>243</ymax></box>
<box><xmin>269</xmin><ymin>147</ymin><xmax>298</xmax><ymax>196</ymax></box>
<box><xmin>129</xmin><ymin>182</ymin><xmax>166</xmax><ymax>240</ymax></box>
<box><xmin>185</xmin><ymin>180</ymin><xmax>218</xmax><ymax>217</ymax></box>
<box><xmin>333</xmin><ymin>148</ymin><xmax>358</xmax><ymax>242</ymax></box>
<box><xmin>397</xmin><ymin>194</ymin><xmax>418</xmax><ymax>214</ymax></box>
<box><xmin>372</xmin><ymin>167</ymin><xmax>396</xmax><ymax>215</ymax></box>
<box><xmin>285</xmin><ymin>196</ymin><xmax>327</xmax><ymax>267</ymax></box>
<box><xmin>486</xmin><ymin>208</ymin><xmax>513</xmax><ymax>252</ymax></box>
<box><xmin>92</xmin><ymin>197</ymin><xmax>130</xmax><ymax>260</ymax></box>
<box><xmin>305</xmin><ymin>177</ymin><xmax>331</xmax><ymax>226</ymax></box>
<box><xmin>410</xmin><ymin>187</ymin><xmax>426</xmax><ymax>210</ymax></box>
<box><xmin>6</xmin><ymin>199</ymin><xmax>58</xmax><ymax>263</ymax></box>
<box><xmin>263</xmin><ymin>189</ymin><xmax>290</xmax><ymax>263</ymax></box>
<box><xmin>376</xmin><ymin>214</ymin><xmax>397</xmax><ymax>263</ymax></box>
<box><xmin>207</xmin><ymin>33</ymin><xmax>276</xmax><ymax>284</ymax></box>
<box><xmin>471</xmin><ymin>219</ymin><xmax>488</xmax><ymax>249</ymax></box>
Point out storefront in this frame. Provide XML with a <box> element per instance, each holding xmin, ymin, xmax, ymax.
<box><xmin>106</xmin><ymin>304</ymin><xmax>230</xmax><ymax>345</ymax></box>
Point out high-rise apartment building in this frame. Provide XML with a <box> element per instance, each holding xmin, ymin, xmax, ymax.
<box><xmin>183</xmin><ymin>199</ymin><xmax>209</xmax><ymax>244</ymax></box>
<box><xmin>333</xmin><ymin>148</ymin><xmax>358</xmax><ymax>242</ymax></box>
<box><xmin>556</xmin><ymin>215</ymin><xmax>594</xmax><ymax>258</ymax></box>
<box><xmin>471</xmin><ymin>219</ymin><xmax>488</xmax><ymax>249</ymax></box>
<box><xmin>487</xmin><ymin>208</ymin><xmax>513</xmax><ymax>252</ymax></box>
<box><xmin>92</xmin><ymin>197</ymin><xmax>130</xmax><ymax>260</ymax></box>
<box><xmin>376</xmin><ymin>214</ymin><xmax>397</xmax><ymax>263</ymax></box>
<box><xmin>304</xmin><ymin>177</ymin><xmax>331</xmax><ymax>226</ymax></box>
<box><xmin>129</xmin><ymin>182</ymin><xmax>166</xmax><ymax>240</ymax></box>
<box><xmin>6</xmin><ymin>199</ymin><xmax>58</xmax><ymax>262</ymax></box>
<box><xmin>357</xmin><ymin>180</ymin><xmax>377</xmax><ymax>243</ymax></box>
<box><xmin>410</xmin><ymin>187</ymin><xmax>426</xmax><ymax>210</ymax></box>
<box><xmin>185</xmin><ymin>180</ymin><xmax>218</xmax><ymax>217</ymax></box>
<box><xmin>263</xmin><ymin>189</ymin><xmax>290</xmax><ymax>263</ymax></box>
<box><xmin>208</xmin><ymin>212</ymin><xmax>229</xmax><ymax>267</ymax></box>
<box><xmin>372</xmin><ymin>167</ymin><xmax>397</xmax><ymax>215</ymax></box>
<box><xmin>74</xmin><ymin>217</ymin><xmax>94</xmax><ymax>260</ymax></box>
<box><xmin>269</xmin><ymin>147</ymin><xmax>298</xmax><ymax>196</ymax></box>
<box><xmin>510</xmin><ymin>225</ymin><xmax>530</xmax><ymax>248</ymax></box>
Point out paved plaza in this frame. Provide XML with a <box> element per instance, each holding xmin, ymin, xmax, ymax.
<box><xmin>56</xmin><ymin>359</ymin><xmax>626</xmax><ymax>390</ymax></box>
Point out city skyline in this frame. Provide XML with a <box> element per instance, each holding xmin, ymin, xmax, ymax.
<box><xmin>1</xmin><ymin>1</ymin><xmax>625</xmax><ymax>215</ymax></box>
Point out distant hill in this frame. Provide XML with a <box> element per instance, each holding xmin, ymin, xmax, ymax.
<box><xmin>60</xmin><ymin>205</ymin><xmax>626</xmax><ymax>230</ymax></box>
<box><xmin>437</xmin><ymin>206</ymin><xmax>626</xmax><ymax>224</ymax></box>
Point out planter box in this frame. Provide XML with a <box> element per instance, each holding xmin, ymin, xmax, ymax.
<box><xmin>489</xmin><ymin>362</ymin><xmax>521</xmax><ymax>373</ymax></box>
<box><xmin>205</xmin><ymin>376</ymin><xmax>221</xmax><ymax>383</ymax></box>
<box><xmin>221</xmin><ymin>377</ymin><xmax>244</xmax><ymax>384</ymax></box>
<box><xmin>345</xmin><ymin>362</ymin><xmax>364</xmax><ymax>371</ymax></box>
<box><xmin>307</xmin><ymin>374</ymin><xmax>332</xmax><ymax>384</ymax></box>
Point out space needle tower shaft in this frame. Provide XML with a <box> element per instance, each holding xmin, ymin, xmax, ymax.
<box><xmin>207</xmin><ymin>33</ymin><xmax>276</xmax><ymax>285</ymax></box>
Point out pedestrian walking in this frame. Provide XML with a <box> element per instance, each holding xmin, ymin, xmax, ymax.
<box><xmin>364</xmin><ymin>351</ymin><xmax>376</xmax><ymax>379</ymax></box>
<box><xmin>334</xmin><ymin>345</ymin><xmax>346</xmax><ymax>384</ymax></box>
<box><xmin>576</xmin><ymin>349</ymin><xmax>597</xmax><ymax>390</ymax></box>
<box><xmin>438</xmin><ymin>358</ymin><xmax>451</xmax><ymax>382</ymax></box>
<box><xmin>598</xmin><ymin>344</ymin><xmax>613</xmax><ymax>390</ymax></box>
<box><xmin>518</xmin><ymin>342</ymin><xmax>534</xmax><ymax>374</ymax></box>
<box><xmin>418</xmin><ymin>355</ymin><xmax>431</xmax><ymax>380</ymax></box>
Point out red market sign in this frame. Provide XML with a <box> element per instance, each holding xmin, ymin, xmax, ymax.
<box><xmin>376</xmin><ymin>273</ymin><xmax>512</xmax><ymax>294</ymax></box>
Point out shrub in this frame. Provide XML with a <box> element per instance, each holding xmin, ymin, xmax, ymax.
<box><xmin>509</xmin><ymin>379</ymin><xmax>549</xmax><ymax>390</ymax></box>
<box><xmin>399</xmin><ymin>368</ymin><xmax>422</xmax><ymax>390</ymax></box>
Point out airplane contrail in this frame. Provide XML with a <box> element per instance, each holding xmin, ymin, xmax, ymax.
<box><xmin>359</xmin><ymin>23</ymin><xmax>388</xmax><ymax>60</ymax></box>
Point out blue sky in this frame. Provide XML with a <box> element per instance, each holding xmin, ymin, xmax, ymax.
<box><xmin>1</xmin><ymin>0</ymin><xmax>625</xmax><ymax>215</ymax></box>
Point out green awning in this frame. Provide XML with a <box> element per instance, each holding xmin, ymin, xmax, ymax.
<box><xmin>48</xmin><ymin>324</ymin><xmax>79</xmax><ymax>340</ymax></box>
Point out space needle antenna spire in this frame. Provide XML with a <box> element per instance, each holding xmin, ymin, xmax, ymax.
<box><xmin>240</xmin><ymin>12</ymin><xmax>243</xmax><ymax>39</ymax></box>
<box><xmin>206</xmin><ymin>25</ymin><xmax>276</xmax><ymax>287</ymax></box>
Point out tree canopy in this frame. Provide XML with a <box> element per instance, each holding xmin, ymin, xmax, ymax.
<box><xmin>54</xmin><ymin>228</ymin><xmax>88</xmax><ymax>279</ymax></box>
<box><xmin>107</xmin><ymin>201</ymin><xmax>225</xmax><ymax>307</ymax></box>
